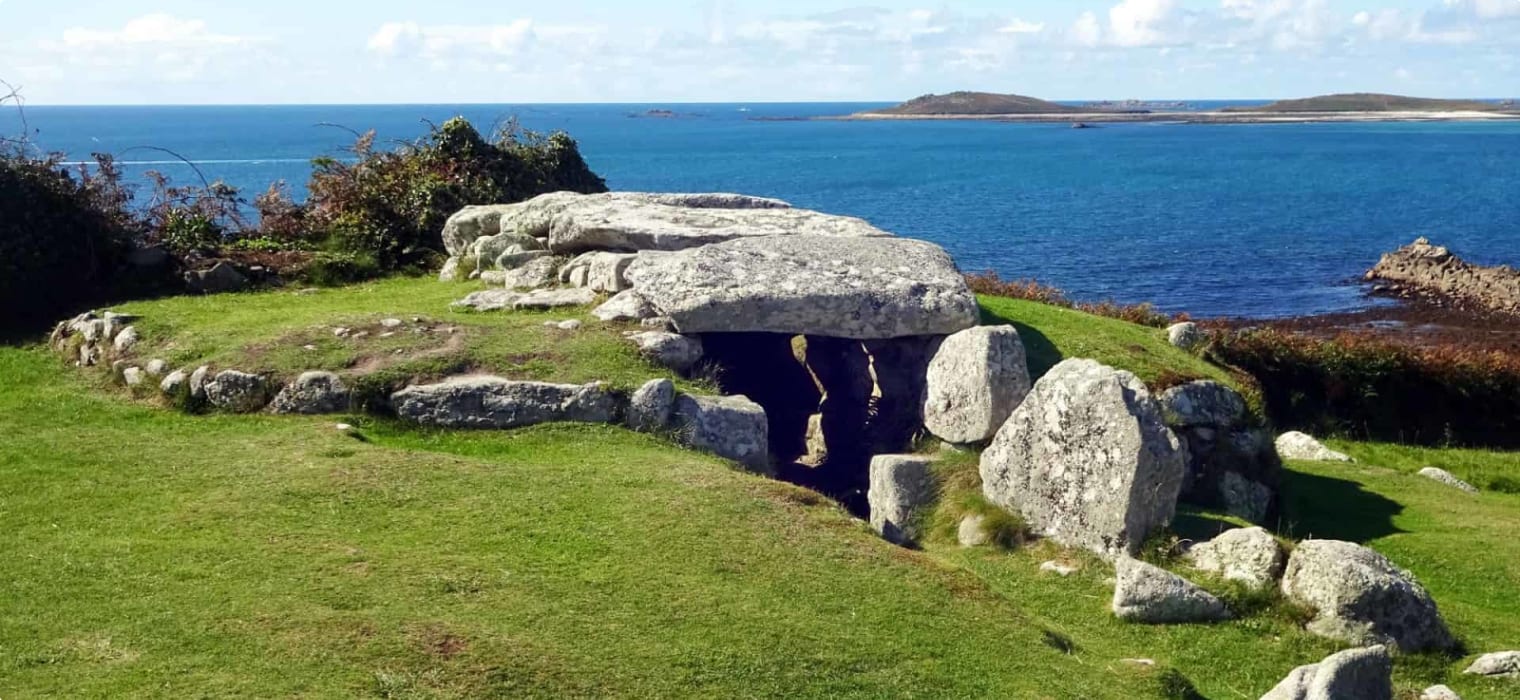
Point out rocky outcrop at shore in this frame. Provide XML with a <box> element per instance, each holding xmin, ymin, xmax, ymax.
<box><xmin>1366</xmin><ymin>237</ymin><xmax>1520</xmax><ymax>315</ymax></box>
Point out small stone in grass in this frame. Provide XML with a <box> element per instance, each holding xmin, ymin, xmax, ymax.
<box><xmin>335</xmin><ymin>423</ymin><xmax>355</xmax><ymax>432</ymax></box>
<box><xmin>1041</xmin><ymin>561</ymin><xmax>1079</xmax><ymax>577</ymax></box>
<box><xmin>333</xmin><ymin>327</ymin><xmax>351</xmax><ymax>338</ymax></box>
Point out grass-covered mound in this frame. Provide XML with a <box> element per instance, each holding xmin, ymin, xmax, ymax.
<box><xmin>5</xmin><ymin>282</ymin><xmax>1519</xmax><ymax>698</ymax></box>
<box><xmin>1234</xmin><ymin>93</ymin><xmax>1503</xmax><ymax>113</ymax></box>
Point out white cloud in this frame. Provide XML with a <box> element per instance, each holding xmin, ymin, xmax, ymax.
<box><xmin>60</xmin><ymin>14</ymin><xmax>250</xmax><ymax>48</ymax></box>
<box><xmin>1072</xmin><ymin>11</ymin><xmax>1104</xmax><ymax>47</ymax></box>
<box><xmin>1108</xmin><ymin>0</ymin><xmax>1178</xmax><ymax>47</ymax></box>
<box><xmin>998</xmin><ymin>19</ymin><xmax>1046</xmax><ymax>35</ymax></box>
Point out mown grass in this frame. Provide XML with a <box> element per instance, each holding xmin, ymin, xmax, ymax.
<box><xmin>977</xmin><ymin>295</ymin><xmax>1236</xmax><ymax>386</ymax></box>
<box><xmin>6</xmin><ymin>284</ymin><xmax>1519</xmax><ymax>698</ymax></box>
<box><xmin>105</xmin><ymin>275</ymin><xmax>704</xmax><ymax>394</ymax></box>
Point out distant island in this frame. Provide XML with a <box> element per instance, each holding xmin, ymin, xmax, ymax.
<box><xmin>1229</xmin><ymin>93</ymin><xmax>1505</xmax><ymax>113</ymax></box>
<box><xmin>847</xmin><ymin>91</ymin><xmax>1519</xmax><ymax>124</ymax></box>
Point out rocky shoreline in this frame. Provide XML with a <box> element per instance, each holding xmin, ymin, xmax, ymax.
<box><xmin>830</xmin><ymin>110</ymin><xmax>1520</xmax><ymax>125</ymax></box>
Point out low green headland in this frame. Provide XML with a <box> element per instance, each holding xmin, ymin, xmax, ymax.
<box><xmin>4</xmin><ymin>276</ymin><xmax>1517</xmax><ymax>698</ymax></box>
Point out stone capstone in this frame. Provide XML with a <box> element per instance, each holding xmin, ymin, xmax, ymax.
<box><xmin>391</xmin><ymin>376</ymin><xmax>619</xmax><ymax>429</ymax></box>
<box><xmin>1280</xmin><ymin>539</ymin><xmax>1454</xmax><ymax>652</ymax></box>
<box><xmin>979</xmin><ymin>359</ymin><xmax>1188</xmax><ymax>557</ymax></box>
<box><xmin>441</xmin><ymin>204</ymin><xmax>523</xmax><ymax>257</ymax></box>
<box><xmin>921</xmin><ymin>325</ymin><xmax>1031</xmax><ymax>444</ymax></box>
<box><xmin>541</xmin><ymin>197</ymin><xmax>881</xmax><ymax>255</ymax></box>
<box><xmin>627</xmin><ymin>378</ymin><xmax>676</xmax><ymax>432</ymax></box>
<box><xmin>1111</xmin><ymin>557</ymin><xmax>1231</xmax><ymax>624</ymax></box>
<box><xmin>671</xmin><ymin>393</ymin><xmax>769</xmax><ymax>473</ymax></box>
<box><xmin>1276</xmin><ymin>432</ymin><xmax>1353</xmax><ymax>462</ymax></box>
<box><xmin>1185</xmin><ymin>526</ymin><xmax>1285</xmax><ymax>590</ymax></box>
<box><xmin>628</xmin><ymin>332</ymin><xmax>705</xmax><ymax>373</ymax></box>
<box><xmin>269</xmin><ymin>371</ymin><xmax>351</xmax><ymax>415</ymax></box>
<box><xmin>625</xmin><ymin>235</ymin><xmax>980</xmax><ymax>339</ymax></box>
<box><xmin>1261</xmin><ymin>646</ymin><xmax>1393</xmax><ymax>700</ymax></box>
<box><xmin>867</xmin><ymin>455</ymin><xmax>937</xmax><ymax>546</ymax></box>
<box><xmin>204</xmin><ymin>370</ymin><xmax>275</xmax><ymax>413</ymax></box>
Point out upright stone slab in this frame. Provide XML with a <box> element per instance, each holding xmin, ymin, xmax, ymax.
<box><xmin>1158</xmin><ymin>380</ymin><xmax>1282</xmax><ymax>523</ymax></box>
<box><xmin>867</xmin><ymin>455</ymin><xmax>937</xmax><ymax>546</ymax></box>
<box><xmin>626</xmin><ymin>236</ymin><xmax>980</xmax><ymax>339</ymax></box>
<box><xmin>672</xmin><ymin>393</ymin><xmax>770</xmax><ymax>474</ymax></box>
<box><xmin>979</xmin><ymin>359</ymin><xmax>1187</xmax><ymax>558</ymax></box>
<box><xmin>1280</xmin><ymin>539</ymin><xmax>1454</xmax><ymax>652</ymax></box>
<box><xmin>922</xmin><ymin>325</ymin><xmax>1031</xmax><ymax>444</ymax></box>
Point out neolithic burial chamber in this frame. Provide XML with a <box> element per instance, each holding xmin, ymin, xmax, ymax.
<box><xmin>440</xmin><ymin>191</ymin><xmax>982</xmax><ymax>510</ymax></box>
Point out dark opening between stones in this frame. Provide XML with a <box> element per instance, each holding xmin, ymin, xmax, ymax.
<box><xmin>700</xmin><ymin>332</ymin><xmax>938</xmax><ymax>516</ymax></box>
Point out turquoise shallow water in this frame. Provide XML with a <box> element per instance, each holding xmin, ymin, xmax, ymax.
<box><xmin>8</xmin><ymin>102</ymin><xmax>1519</xmax><ymax>318</ymax></box>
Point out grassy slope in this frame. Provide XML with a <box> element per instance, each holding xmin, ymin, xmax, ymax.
<box><xmin>870</xmin><ymin>92</ymin><xmax>1080</xmax><ymax>116</ymax></box>
<box><xmin>4</xmin><ymin>280</ymin><xmax>1519</xmax><ymax>698</ymax></box>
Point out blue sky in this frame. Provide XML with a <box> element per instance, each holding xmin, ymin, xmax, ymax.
<box><xmin>1</xmin><ymin>0</ymin><xmax>1516</xmax><ymax>104</ymax></box>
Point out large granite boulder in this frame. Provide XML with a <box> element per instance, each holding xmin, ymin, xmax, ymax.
<box><xmin>1261</xmin><ymin>646</ymin><xmax>1393</xmax><ymax>700</ymax></box>
<box><xmin>627</xmin><ymin>379</ymin><xmax>676</xmax><ymax>432</ymax></box>
<box><xmin>391</xmin><ymin>377</ymin><xmax>619</xmax><ymax>429</ymax></box>
<box><xmin>867</xmin><ymin>455</ymin><xmax>937</xmax><ymax>546</ymax></box>
<box><xmin>1167</xmin><ymin>322</ymin><xmax>1204</xmax><ymax>351</ymax></box>
<box><xmin>269</xmin><ymin>371</ymin><xmax>351</xmax><ymax>415</ymax></box>
<box><xmin>1158</xmin><ymin>380</ymin><xmax>1282</xmax><ymax>523</ymax></box>
<box><xmin>980</xmin><ymin>359</ymin><xmax>1187</xmax><ymax>557</ymax></box>
<box><xmin>625</xmin><ymin>236</ymin><xmax>979</xmax><ymax>339</ymax></box>
<box><xmin>501</xmin><ymin>255</ymin><xmax>564</xmax><ymax>290</ymax></box>
<box><xmin>672</xmin><ymin>393</ymin><xmax>770</xmax><ymax>473</ymax></box>
<box><xmin>922</xmin><ymin>326</ymin><xmax>1031</xmax><ymax>444</ymax></box>
<box><xmin>441</xmin><ymin>204</ymin><xmax>523</xmax><ymax>257</ymax></box>
<box><xmin>628</xmin><ymin>332</ymin><xmax>705</xmax><ymax>373</ymax></box>
<box><xmin>1111</xmin><ymin>557</ymin><xmax>1231</xmax><ymax>624</ymax></box>
<box><xmin>1280</xmin><ymin>539</ymin><xmax>1454</xmax><ymax>652</ymax></box>
<box><xmin>1184</xmin><ymin>526</ymin><xmax>1285</xmax><ymax>590</ymax></box>
<box><xmin>204</xmin><ymin>370</ymin><xmax>274</xmax><ymax>413</ymax></box>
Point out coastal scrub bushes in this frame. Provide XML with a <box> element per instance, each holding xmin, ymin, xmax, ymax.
<box><xmin>1211</xmin><ymin>329</ymin><xmax>1520</xmax><ymax>448</ymax></box>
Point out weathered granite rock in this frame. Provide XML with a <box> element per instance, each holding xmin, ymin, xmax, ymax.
<box><xmin>441</xmin><ymin>204</ymin><xmax>523</xmax><ymax>257</ymax></box>
<box><xmin>1421</xmin><ymin>685</ymin><xmax>1462</xmax><ymax>700</ymax></box>
<box><xmin>269</xmin><ymin>371</ymin><xmax>351</xmax><ymax>415</ymax></box>
<box><xmin>470</xmin><ymin>231</ymin><xmax>547</xmax><ymax>266</ymax></box>
<box><xmin>478</xmin><ymin>270</ymin><xmax>508</xmax><ymax>286</ymax></box>
<box><xmin>1281</xmin><ymin>539</ymin><xmax>1454</xmax><ymax>652</ymax></box>
<box><xmin>561</xmin><ymin>252</ymin><xmax>637</xmax><ymax>293</ymax></box>
<box><xmin>672</xmin><ymin>393</ymin><xmax>769</xmax><ymax>473</ymax></box>
<box><xmin>122</xmin><ymin>367</ymin><xmax>146</xmax><ymax>387</ymax></box>
<box><xmin>1218</xmin><ymin>470</ymin><xmax>1275</xmax><ymax>524</ymax></box>
<box><xmin>1160</xmin><ymin>381</ymin><xmax>1246</xmax><ymax>428</ymax></box>
<box><xmin>391</xmin><ymin>377</ymin><xmax>618</xmax><ymax>429</ymax></box>
<box><xmin>980</xmin><ymin>359</ymin><xmax>1188</xmax><ymax>557</ymax></box>
<box><xmin>494</xmin><ymin>192</ymin><xmax>794</xmax><ymax>246</ymax></box>
<box><xmin>629</xmin><ymin>332</ymin><xmax>704</xmax><ymax>373</ymax></box>
<box><xmin>627</xmin><ymin>378</ymin><xmax>676</xmax><ymax>432</ymax></box>
<box><xmin>592</xmin><ymin>290</ymin><xmax>657</xmax><ymax>322</ymax></box>
<box><xmin>1464</xmin><ymin>651</ymin><xmax>1520</xmax><ymax>678</ymax></box>
<box><xmin>1366</xmin><ymin>237</ymin><xmax>1520</xmax><ymax>315</ymax></box>
<box><xmin>957</xmin><ymin>514</ymin><xmax>989</xmax><ymax>547</ymax></box>
<box><xmin>1040</xmin><ymin>561</ymin><xmax>1079</xmax><ymax>577</ymax></box>
<box><xmin>438</xmin><ymin>256</ymin><xmax>461</xmax><ymax>282</ymax></box>
<box><xmin>204</xmin><ymin>370</ymin><xmax>274</xmax><ymax>413</ymax></box>
<box><xmin>185</xmin><ymin>261</ymin><xmax>249</xmax><ymax>295</ymax></box>
<box><xmin>1185</xmin><ymin>526</ymin><xmax>1285</xmax><ymax>590</ymax></box>
<box><xmin>1112</xmin><ymin>557</ymin><xmax>1230</xmax><ymax>623</ymax></box>
<box><xmin>1276</xmin><ymin>432</ymin><xmax>1353</xmax><ymax>462</ymax></box>
<box><xmin>112</xmin><ymin>326</ymin><xmax>140</xmax><ymax>354</ymax></box>
<box><xmin>546</xmin><ymin>199</ymin><xmax>889</xmax><ymax>254</ymax></box>
<box><xmin>160</xmin><ymin>370</ymin><xmax>188</xmax><ymax>397</ymax></box>
<box><xmin>1261</xmin><ymin>646</ymin><xmax>1393</xmax><ymax>700</ymax></box>
<box><xmin>452</xmin><ymin>289</ymin><xmax>519</xmax><ymax>312</ymax></box>
<box><xmin>513</xmin><ymin>287</ymin><xmax>598</xmax><ymax>310</ymax></box>
<box><xmin>625</xmin><ymin>236</ymin><xmax>980</xmax><ymax>339</ymax></box>
<box><xmin>494</xmin><ymin>248</ymin><xmax>551</xmax><ymax>271</ymax></box>
<box><xmin>144</xmin><ymin>359</ymin><xmax>169</xmax><ymax>377</ymax></box>
<box><xmin>189</xmin><ymin>366</ymin><xmax>211</xmax><ymax>401</ymax></box>
<box><xmin>922</xmin><ymin>326</ymin><xmax>1031</xmax><ymax>444</ymax></box>
<box><xmin>867</xmin><ymin>455</ymin><xmax>937</xmax><ymax>546</ymax></box>
<box><xmin>1419</xmin><ymin>467</ymin><xmax>1478</xmax><ymax>494</ymax></box>
<box><xmin>1167</xmin><ymin>322</ymin><xmax>1205</xmax><ymax>351</ymax></box>
<box><xmin>501</xmin><ymin>256</ymin><xmax>563</xmax><ymax>290</ymax></box>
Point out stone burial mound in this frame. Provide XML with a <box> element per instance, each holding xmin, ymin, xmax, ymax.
<box><xmin>440</xmin><ymin>190</ymin><xmax>985</xmax><ymax>511</ymax></box>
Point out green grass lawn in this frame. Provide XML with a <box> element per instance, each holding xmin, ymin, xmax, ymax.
<box><xmin>4</xmin><ymin>281</ymin><xmax>1518</xmax><ymax>698</ymax></box>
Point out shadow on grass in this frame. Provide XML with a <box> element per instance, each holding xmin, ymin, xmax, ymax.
<box><xmin>1172</xmin><ymin>509</ymin><xmax>1244</xmax><ymax>545</ymax></box>
<box><xmin>1277</xmin><ymin>469</ymin><xmax>1406</xmax><ymax>543</ymax></box>
<box><xmin>982</xmin><ymin>312</ymin><xmax>1063</xmax><ymax>381</ymax></box>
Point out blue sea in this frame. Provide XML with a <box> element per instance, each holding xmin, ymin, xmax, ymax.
<box><xmin>7</xmin><ymin>102</ymin><xmax>1519</xmax><ymax>319</ymax></box>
